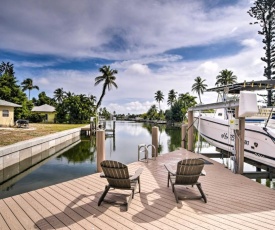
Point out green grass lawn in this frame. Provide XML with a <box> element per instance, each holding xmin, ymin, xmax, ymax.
<box><xmin>0</xmin><ymin>123</ymin><xmax>87</xmax><ymax>147</ymax></box>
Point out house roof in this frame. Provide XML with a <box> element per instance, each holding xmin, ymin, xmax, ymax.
<box><xmin>32</xmin><ymin>104</ymin><xmax>56</xmax><ymax>112</ymax></box>
<box><xmin>0</xmin><ymin>99</ymin><xmax>22</xmax><ymax>107</ymax></box>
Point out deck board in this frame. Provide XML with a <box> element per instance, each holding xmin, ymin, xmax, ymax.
<box><xmin>139</xmin><ymin>169</ymin><xmax>275</xmax><ymax>228</ymax></box>
<box><xmin>12</xmin><ymin>195</ymin><xmax>54</xmax><ymax>230</ymax></box>
<box><xmin>0</xmin><ymin>199</ymin><xmax>24</xmax><ymax>230</ymax></box>
<box><xmin>0</xmin><ymin>209</ymin><xmax>10</xmax><ymax>230</ymax></box>
<box><xmin>1</xmin><ymin>148</ymin><xmax>275</xmax><ymax>230</ymax></box>
<box><xmin>2</xmin><ymin>197</ymin><xmax>37</xmax><ymax>229</ymax></box>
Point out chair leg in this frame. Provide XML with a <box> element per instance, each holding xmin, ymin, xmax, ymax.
<box><xmin>98</xmin><ymin>185</ymin><xmax>110</xmax><ymax>206</ymax></box>
<box><xmin>126</xmin><ymin>190</ymin><xmax>134</xmax><ymax>211</ymax></box>
<box><xmin>196</xmin><ymin>183</ymin><xmax>207</xmax><ymax>203</ymax></box>
<box><xmin>173</xmin><ymin>185</ymin><xmax>179</xmax><ymax>203</ymax></box>
<box><xmin>138</xmin><ymin>177</ymin><xmax>141</xmax><ymax>193</ymax></box>
<box><xmin>167</xmin><ymin>173</ymin><xmax>170</xmax><ymax>187</ymax></box>
<box><xmin>171</xmin><ymin>181</ymin><xmax>175</xmax><ymax>192</ymax></box>
<box><xmin>132</xmin><ymin>188</ymin><xmax>135</xmax><ymax>198</ymax></box>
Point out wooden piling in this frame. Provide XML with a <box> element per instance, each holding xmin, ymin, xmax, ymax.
<box><xmin>96</xmin><ymin>129</ymin><xmax>105</xmax><ymax>172</ymax></box>
<box><xmin>152</xmin><ymin>126</ymin><xmax>159</xmax><ymax>157</ymax></box>
<box><xmin>187</xmin><ymin>111</ymin><xmax>194</xmax><ymax>151</ymax></box>
<box><xmin>181</xmin><ymin>124</ymin><xmax>188</xmax><ymax>148</ymax></box>
<box><xmin>235</xmin><ymin>108</ymin><xmax>245</xmax><ymax>174</ymax></box>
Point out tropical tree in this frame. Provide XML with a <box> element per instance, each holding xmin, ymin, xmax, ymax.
<box><xmin>248</xmin><ymin>0</ymin><xmax>275</xmax><ymax>106</ymax></box>
<box><xmin>215</xmin><ymin>69</ymin><xmax>237</xmax><ymax>86</ymax></box>
<box><xmin>34</xmin><ymin>91</ymin><xmax>54</xmax><ymax>106</ymax></box>
<box><xmin>147</xmin><ymin>105</ymin><xmax>158</xmax><ymax>120</ymax></box>
<box><xmin>89</xmin><ymin>95</ymin><xmax>97</xmax><ymax>106</ymax></box>
<box><xmin>101</xmin><ymin>107</ymin><xmax>111</xmax><ymax>119</ymax></box>
<box><xmin>56</xmin><ymin>93</ymin><xmax>94</xmax><ymax>123</ymax></box>
<box><xmin>154</xmin><ymin>90</ymin><xmax>164</xmax><ymax>111</ymax></box>
<box><xmin>21</xmin><ymin>78</ymin><xmax>39</xmax><ymax>100</ymax></box>
<box><xmin>171</xmin><ymin>100</ymin><xmax>185</xmax><ymax>122</ymax></box>
<box><xmin>54</xmin><ymin>88</ymin><xmax>65</xmax><ymax>103</ymax></box>
<box><xmin>94</xmin><ymin>65</ymin><xmax>118</xmax><ymax>110</ymax></box>
<box><xmin>178</xmin><ymin>93</ymin><xmax>197</xmax><ymax>107</ymax></box>
<box><xmin>178</xmin><ymin>93</ymin><xmax>197</xmax><ymax>121</ymax></box>
<box><xmin>167</xmin><ymin>89</ymin><xmax>177</xmax><ymax>107</ymax></box>
<box><xmin>0</xmin><ymin>62</ymin><xmax>14</xmax><ymax>76</ymax></box>
<box><xmin>191</xmin><ymin>76</ymin><xmax>207</xmax><ymax>104</ymax></box>
<box><xmin>0</xmin><ymin>61</ymin><xmax>28</xmax><ymax>120</ymax></box>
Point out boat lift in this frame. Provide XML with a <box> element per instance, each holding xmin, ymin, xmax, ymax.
<box><xmin>187</xmin><ymin>80</ymin><xmax>275</xmax><ymax>175</ymax></box>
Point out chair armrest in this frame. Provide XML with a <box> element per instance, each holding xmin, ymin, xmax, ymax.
<box><xmin>201</xmin><ymin>170</ymin><xmax>206</xmax><ymax>176</ymax></box>
<box><xmin>100</xmin><ymin>172</ymin><xmax>106</xmax><ymax>178</ymax></box>
<box><xmin>129</xmin><ymin>167</ymin><xmax>143</xmax><ymax>181</ymax></box>
<box><xmin>164</xmin><ymin>164</ymin><xmax>176</xmax><ymax>176</ymax></box>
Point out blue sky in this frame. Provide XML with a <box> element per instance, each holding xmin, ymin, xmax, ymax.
<box><xmin>0</xmin><ymin>0</ymin><xmax>266</xmax><ymax>114</ymax></box>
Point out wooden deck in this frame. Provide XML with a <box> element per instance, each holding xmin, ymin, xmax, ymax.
<box><xmin>1</xmin><ymin>148</ymin><xmax>275</xmax><ymax>230</ymax></box>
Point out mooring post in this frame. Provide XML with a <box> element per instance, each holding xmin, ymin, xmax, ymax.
<box><xmin>113</xmin><ymin>118</ymin><xmax>116</xmax><ymax>135</ymax></box>
<box><xmin>90</xmin><ymin>117</ymin><xmax>93</xmax><ymax>136</ymax></box>
<box><xmin>96</xmin><ymin>129</ymin><xmax>105</xmax><ymax>172</ymax></box>
<box><xmin>152</xmin><ymin>126</ymin><xmax>159</xmax><ymax>157</ymax></box>
<box><xmin>235</xmin><ymin>107</ymin><xmax>245</xmax><ymax>174</ymax></box>
<box><xmin>181</xmin><ymin>124</ymin><xmax>188</xmax><ymax>149</ymax></box>
<box><xmin>187</xmin><ymin>111</ymin><xmax>194</xmax><ymax>151</ymax></box>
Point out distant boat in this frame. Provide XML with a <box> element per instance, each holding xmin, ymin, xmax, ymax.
<box><xmin>193</xmin><ymin>80</ymin><xmax>275</xmax><ymax>167</ymax></box>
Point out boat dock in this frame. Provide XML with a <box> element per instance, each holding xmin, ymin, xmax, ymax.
<box><xmin>1</xmin><ymin>148</ymin><xmax>275</xmax><ymax>230</ymax></box>
<box><xmin>81</xmin><ymin>121</ymin><xmax>115</xmax><ymax>136</ymax></box>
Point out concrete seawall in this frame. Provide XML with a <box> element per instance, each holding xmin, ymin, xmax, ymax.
<box><xmin>0</xmin><ymin>128</ymin><xmax>81</xmax><ymax>184</ymax></box>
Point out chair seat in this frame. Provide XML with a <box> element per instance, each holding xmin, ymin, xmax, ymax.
<box><xmin>98</xmin><ymin>160</ymin><xmax>143</xmax><ymax>211</ymax></box>
<box><xmin>165</xmin><ymin>158</ymin><xmax>207</xmax><ymax>203</ymax></box>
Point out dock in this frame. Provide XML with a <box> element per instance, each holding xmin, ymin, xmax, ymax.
<box><xmin>81</xmin><ymin>122</ymin><xmax>115</xmax><ymax>136</ymax></box>
<box><xmin>1</xmin><ymin>148</ymin><xmax>275</xmax><ymax>229</ymax></box>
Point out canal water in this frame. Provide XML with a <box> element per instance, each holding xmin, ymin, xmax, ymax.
<box><xmin>0</xmin><ymin>121</ymin><xmax>274</xmax><ymax>199</ymax></box>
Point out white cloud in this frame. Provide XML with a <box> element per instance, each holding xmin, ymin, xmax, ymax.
<box><xmin>241</xmin><ymin>39</ymin><xmax>259</xmax><ymax>48</ymax></box>
<box><xmin>37</xmin><ymin>77</ymin><xmax>50</xmax><ymax>85</ymax></box>
<box><xmin>125</xmin><ymin>64</ymin><xmax>151</xmax><ymax>75</ymax></box>
<box><xmin>198</xmin><ymin>61</ymin><xmax>220</xmax><ymax>75</ymax></box>
<box><xmin>2</xmin><ymin>0</ymin><xmax>270</xmax><ymax>114</ymax></box>
<box><xmin>0</xmin><ymin>0</ymin><xmax>255</xmax><ymax>59</ymax></box>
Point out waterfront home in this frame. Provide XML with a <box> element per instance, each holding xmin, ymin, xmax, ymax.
<box><xmin>0</xmin><ymin>99</ymin><xmax>21</xmax><ymax>126</ymax></box>
<box><xmin>31</xmin><ymin>104</ymin><xmax>56</xmax><ymax>122</ymax></box>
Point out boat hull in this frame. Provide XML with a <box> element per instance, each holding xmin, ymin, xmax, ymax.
<box><xmin>194</xmin><ymin>116</ymin><xmax>275</xmax><ymax>167</ymax></box>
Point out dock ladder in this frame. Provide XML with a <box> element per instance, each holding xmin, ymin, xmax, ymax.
<box><xmin>138</xmin><ymin>144</ymin><xmax>156</xmax><ymax>163</ymax></box>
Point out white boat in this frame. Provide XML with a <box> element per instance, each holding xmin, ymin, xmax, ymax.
<box><xmin>193</xmin><ymin>80</ymin><xmax>275</xmax><ymax>167</ymax></box>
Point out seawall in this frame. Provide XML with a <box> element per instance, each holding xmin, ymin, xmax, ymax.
<box><xmin>0</xmin><ymin>128</ymin><xmax>81</xmax><ymax>184</ymax></box>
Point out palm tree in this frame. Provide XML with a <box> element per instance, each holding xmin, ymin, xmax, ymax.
<box><xmin>94</xmin><ymin>65</ymin><xmax>118</xmax><ymax>110</ymax></box>
<box><xmin>215</xmin><ymin>69</ymin><xmax>237</xmax><ymax>86</ymax></box>
<box><xmin>167</xmin><ymin>89</ymin><xmax>177</xmax><ymax>107</ymax></box>
<box><xmin>154</xmin><ymin>90</ymin><xmax>164</xmax><ymax>111</ymax></box>
<box><xmin>53</xmin><ymin>88</ymin><xmax>65</xmax><ymax>103</ymax></box>
<box><xmin>21</xmin><ymin>78</ymin><xmax>39</xmax><ymax>100</ymax></box>
<box><xmin>0</xmin><ymin>62</ymin><xmax>14</xmax><ymax>75</ymax></box>
<box><xmin>178</xmin><ymin>92</ymin><xmax>197</xmax><ymax>108</ymax></box>
<box><xmin>147</xmin><ymin>105</ymin><xmax>158</xmax><ymax>120</ymax></box>
<box><xmin>89</xmin><ymin>94</ymin><xmax>97</xmax><ymax>106</ymax></box>
<box><xmin>65</xmin><ymin>91</ymin><xmax>74</xmax><ymax>98</ymax></box>
<box><xmin>192</xmin><ymin>76</ymin><xmax>208</xmax><ymax>104</ymax></box>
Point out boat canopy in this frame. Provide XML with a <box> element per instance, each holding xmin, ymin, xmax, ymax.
<box><xmin>206</xmin><ymin>79</ymin><xmax>275</xmax><ymax>94</ymax></box>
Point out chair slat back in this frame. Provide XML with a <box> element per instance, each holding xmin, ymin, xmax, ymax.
<box><xmin>101</xmin><ymin>160</ymin><xmax>131</xmax><ymax>188</ymax></box>
<box><xmin>175</xmin><ymin>158</ymin><xmax>204</xmax><ymax>185</ymax></box>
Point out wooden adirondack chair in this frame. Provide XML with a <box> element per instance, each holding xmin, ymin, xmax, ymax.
<box><xmin>165</xmin><ymin>158</ymin><xmax>207</xmax><ymax>203</ymax></box>
<box><xmin>98</xmin><ymin>160</ymin><xmax>143</xmax><ymax>210</ymax></box>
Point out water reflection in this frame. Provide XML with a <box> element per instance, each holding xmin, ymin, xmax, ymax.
<box><xmin>56</xmin><ymin>138</ymin><xmax>96</xmax><ymax>163</ymax></box>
